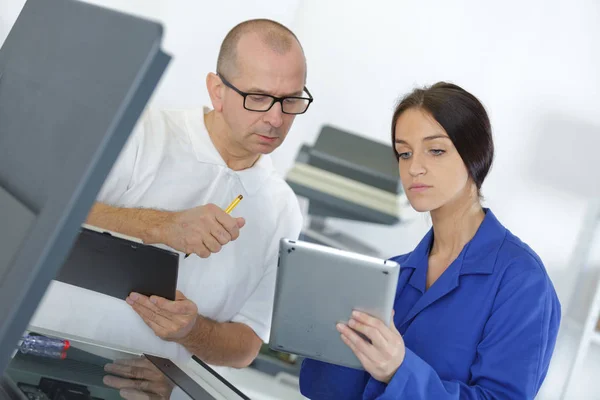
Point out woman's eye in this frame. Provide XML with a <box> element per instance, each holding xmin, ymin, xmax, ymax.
<box><xmin>398</xmin><ymin>152</ymin><xmax>412</xmax><ymax>160</ymax></box>
<box><xmin>430</xmin><ymin>149</ymin><xmax>445</xmax><ymax>156</ymax></box>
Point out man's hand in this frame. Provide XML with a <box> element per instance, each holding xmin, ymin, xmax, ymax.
<box><xmin>103</xmin><ymin>358</ymin><xmax>174</xmax><ymax>400</ymax></box>
<box><xmin>128</xmin><ymin>290</ymin><xmax>261</xmax><ymax>368</ymax></box>
<box><xmin>87</xmin><ymin>202</ymin><xmax>245</xmax><ymax>259</ymax></box>
<box><xmin>127</xmin><ymin>291</ymin><xmax>198</xmax><ymax>341</ymax></box>
<box><xmin>163</xmin><ymin>203</ymin><xmax>245</xmax><ymax>258</ymax></box>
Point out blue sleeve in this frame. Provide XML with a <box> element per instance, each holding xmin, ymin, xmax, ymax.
<box><xmin>363</xmin><ymin>263</ymin><xmax>561</xmax><ymax>400</ymax></box>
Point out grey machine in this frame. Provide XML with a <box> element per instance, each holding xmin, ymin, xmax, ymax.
<box><xmin>286</xmin><ymin>125</ymin><xmax>405</xmax><ymax>257</ymax></box>
<box><xmin>0</xmin><ymin>1</ymin><xmax>247</xmax><ymax>399</ymax></box>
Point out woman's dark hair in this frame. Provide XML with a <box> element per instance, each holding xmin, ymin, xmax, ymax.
<box><xmin>391</xmin><ymin>82</ymin><xmax>494</xmax><ymax>191</ymax></box>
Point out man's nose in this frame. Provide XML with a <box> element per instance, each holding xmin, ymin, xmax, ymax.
<box><xmin>263</xmin><ymin>101</ymin><xmax>284</xmax><ymax>128</ymax></box>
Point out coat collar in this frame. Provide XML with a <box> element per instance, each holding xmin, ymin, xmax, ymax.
<box><xmin>397</xmin><ymin>209</ymin><xmax>507</xmax><ymax>327</ymax></box>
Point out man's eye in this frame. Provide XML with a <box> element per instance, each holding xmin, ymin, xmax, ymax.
<box><xmin>248</xmin><ymin>95</ymin><xmax>269</xmax><ymax>102</ymax></box>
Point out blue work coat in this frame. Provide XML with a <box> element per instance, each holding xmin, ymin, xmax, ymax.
<box><xmin>300</xmin><ymin>209</ymin><xmax>561</xmax><ymax>399</ymax></box>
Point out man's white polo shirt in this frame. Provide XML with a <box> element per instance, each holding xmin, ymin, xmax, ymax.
<box><xmin>31</xmin><ymin>107</ymin><xmax>303</xmax><ymax>361</ymax></box>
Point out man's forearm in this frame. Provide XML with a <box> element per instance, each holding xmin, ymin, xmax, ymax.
<box><xmin>178</xmin><ymin>315</ymin><xmax>262</xmax><ymax>368</ymax></box>
<box><xmin>86</xmin><ymin>202</ymin><xmax>172</xmax><ymax>244</ymax></box>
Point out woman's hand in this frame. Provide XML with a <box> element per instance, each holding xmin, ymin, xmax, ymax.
<box><xmin>337</xmin><ymin>310</ymin><xmax>405</xmax><ymax>383</ymax></box>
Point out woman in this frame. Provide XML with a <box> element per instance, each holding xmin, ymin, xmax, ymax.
<box><xmin>299</xmin><ymin>82</ymin><xmax>561</xmax><ymax>399</ymax></box>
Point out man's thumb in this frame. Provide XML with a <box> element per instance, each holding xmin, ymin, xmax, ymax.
<box><xmin>236</xmin><ymin>217</ymin><xmax>246</xmax><ymax>228</ymax></box>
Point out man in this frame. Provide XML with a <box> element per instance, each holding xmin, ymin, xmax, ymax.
<box><xmin>31</xmin><ymin>17</ymin><xmax>310</xmax><ymax>391</ymax></box>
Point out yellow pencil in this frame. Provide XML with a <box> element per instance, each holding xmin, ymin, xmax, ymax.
<box><xmin>184</xmin><ymin>195</ymin><xmax>244</xmax><ymax>258</ymax></box>
<box><xmin>224</xmin><ymin>194</ymin><xmax>243</xmax><ymax>213</ymax></box>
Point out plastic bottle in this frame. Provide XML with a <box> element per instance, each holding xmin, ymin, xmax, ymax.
<box><xmin>19</xmin><ymin>334</ymin><xmax>69</xmax><ymax>359</ymax></box>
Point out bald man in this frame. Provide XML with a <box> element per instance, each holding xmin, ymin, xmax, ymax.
<box><xmin>33</xmin><ymin>18</ymin><xmax>311</xmax><ymax>391</ymax></box>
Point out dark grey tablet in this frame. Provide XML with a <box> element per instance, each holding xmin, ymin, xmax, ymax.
<box><xmin>55</xmin><ymin>226</ymin><xmax>179</xmax><ymax>301</ymax></box>
<box><xmin>270</xmin><ymin>239</ymin><xmax>400</xmax><ymax>370</ymax></box>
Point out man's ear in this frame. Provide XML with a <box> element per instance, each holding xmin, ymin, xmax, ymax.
<box><xmin>206</xmin><ymin>72</ymin><xmax>224</xmax><ymax>112</ymax></box>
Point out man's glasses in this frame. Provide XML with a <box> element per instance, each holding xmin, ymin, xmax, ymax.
<box><xmin>218</xmin><ymin>73</ymin><xmax>313</xmax><ymax>115</ymax></box>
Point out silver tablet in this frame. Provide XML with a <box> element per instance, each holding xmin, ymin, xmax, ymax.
<box><xmin>269</xmin><ymin>239</ymin><xmax>400</xmax><ymax>370</ymax></box>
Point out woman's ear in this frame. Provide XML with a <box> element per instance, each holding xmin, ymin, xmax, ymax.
<box><xmin>206</xmin><ymin>73</ymin><xmax>224</xmax><ymax>112</ymax></box>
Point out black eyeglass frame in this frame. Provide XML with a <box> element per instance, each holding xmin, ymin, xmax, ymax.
<box><xmin>218</xmin><ymin>73</ymin><xmax>314</xmax><ymax>115</ymax></box>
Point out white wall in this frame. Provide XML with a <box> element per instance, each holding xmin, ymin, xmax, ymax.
<box><xmin>284</xmin><ymin>0</ymin><xmax>600</xmax><ymax>305</ymax></box>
